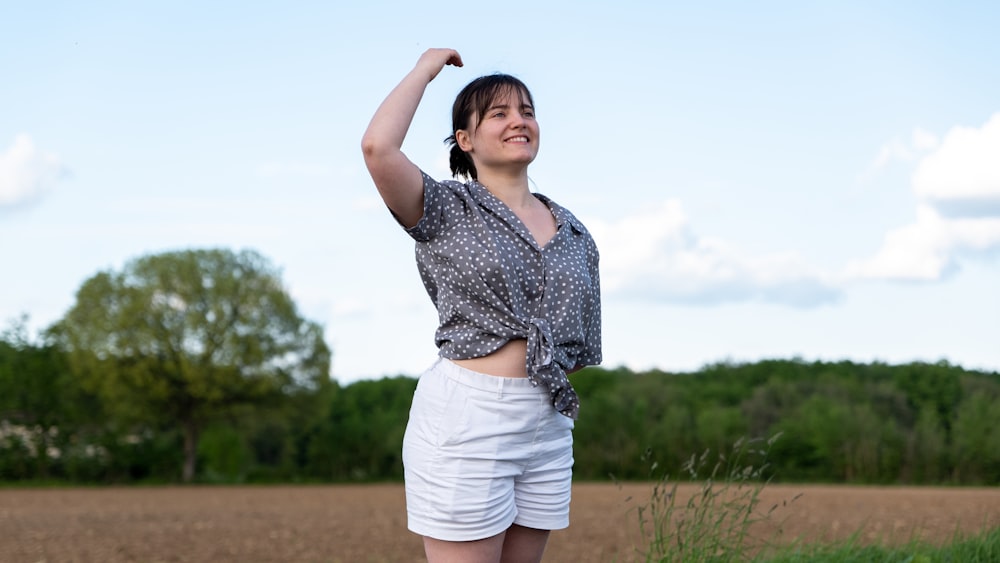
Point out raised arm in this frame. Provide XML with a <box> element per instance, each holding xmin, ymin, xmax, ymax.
<box><xmin>361</xmin><ymin>48</ymin><xmax>463</xmax><ymax>228</ymax></box>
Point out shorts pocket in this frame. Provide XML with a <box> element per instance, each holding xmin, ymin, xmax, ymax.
<box><xmin>411</xmin><ymin>371</ymin><xmax>469</xmax><ymax>448</ymax></box>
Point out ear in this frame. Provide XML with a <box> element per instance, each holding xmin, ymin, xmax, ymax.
<box><xmin>455</xmin><ymin>129</ymin><xmax>474</xmax><ymax>152</ymax></box>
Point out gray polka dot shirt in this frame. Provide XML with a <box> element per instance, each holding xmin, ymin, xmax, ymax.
<box><xmin>398</xmin><ymin>171</ymin><xmax>602</xmax><ymax>419</ymax></box>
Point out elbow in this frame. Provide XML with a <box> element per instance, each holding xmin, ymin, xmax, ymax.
<box><xmin>360</xmin><ymin>134</ymin><xmax>380</xmax><ymax>160</ymax></box>
<box><xmin>361</xmin><ymin>134</ymin><xmax>397</xmax><ymax>170</ymax></box>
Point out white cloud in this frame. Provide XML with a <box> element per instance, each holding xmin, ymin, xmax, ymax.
<box><xmin>0</xmin><ymin>135</ymin><xmax>67</xmax><ymax>209</ymax></box>
<box><xmin>913</xmin><ymin>112</ymin><xmax>1000</xmax><ymax>208</ymax></box>
<box><xmin>588</xmin><ymin>200</ymin><xmax>840</xmax><ymax>307</ymax></box>
<box><xmin>872</xmin><ymin>138</ymin><xmax>914</xmax><ymax>170</ymax></box>
<box><xmin>846</xmin><ymin>205</ymin><xmax>957</xmax><ymax>281</ymax></box>
<box><xmin>850</xmin><ymin>113</ymin><xmax>1000</xmax><ymax>281</ymax></box>
<box><xmin>846</xmin><ymin>206</ymin><xmax>1000</xmax><ymax>281</ymax></box>
<box><xmin>858</xmin><ymin>127</ymin><xmax>938</xmax><ymax>183</ymax></box>
<box><xmin>864</xmin><ymin>127</ymin><xmax>939</xmax><ymax>180</ymax></box>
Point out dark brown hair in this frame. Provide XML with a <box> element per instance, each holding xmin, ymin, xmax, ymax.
<box><xmin>445</xmin><ymin>74</ymin><xmax>535</xmax><ymax>180</ymax></box>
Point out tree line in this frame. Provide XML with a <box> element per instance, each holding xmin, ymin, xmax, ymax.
<box><xmin>2</xmin><ymin>248</ymin><xmax>999</xmax><ymax>485</ymax></box>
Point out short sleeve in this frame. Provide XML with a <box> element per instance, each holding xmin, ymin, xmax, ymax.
<box><xmin>398</xmin><ymin>171</ymin><xmax>466</xmax><ymax>242</ymax></box>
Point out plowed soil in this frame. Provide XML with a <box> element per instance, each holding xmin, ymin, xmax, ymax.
<box><xmin>2</xmin><ymin>483</ymin><xmax>998</xmax><ymax>562</ymax></box>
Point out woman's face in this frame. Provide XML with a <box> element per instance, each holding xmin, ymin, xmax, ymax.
<box><xmin>457</xmin><ymin>89</ymin><xmax>539</xmax><ymax>173</ymax></box>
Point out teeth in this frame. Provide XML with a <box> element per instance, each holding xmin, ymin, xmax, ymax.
<box><xmin>507</xmin><ymin>136</ymin><xmax>528</xmax><ymax>142</ymax></box>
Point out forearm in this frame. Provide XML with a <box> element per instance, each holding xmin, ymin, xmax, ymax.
<box><xmin>362</xmin><ymin>49</ymin><xmax>462</xmax><ymax>159</ymax></box>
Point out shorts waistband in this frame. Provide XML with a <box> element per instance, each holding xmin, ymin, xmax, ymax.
<box><xmin>430</xmin><ymin>357</ymin><xmax>540</xmax><ymax>394</ymax></box>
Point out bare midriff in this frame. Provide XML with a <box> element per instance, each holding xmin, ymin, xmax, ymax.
<box><xmin>451</xmin><ymin>339</ymin><xmax>528</xmax><ymax>378</ymax></box>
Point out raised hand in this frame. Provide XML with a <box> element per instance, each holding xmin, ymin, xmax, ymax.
<box><xmin>414</xmin><ymin>48</ymin><xmax>464</xmax><ymax>82</ymax></box>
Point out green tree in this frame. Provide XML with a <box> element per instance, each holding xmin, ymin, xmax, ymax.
<box><xmin>695</xmin><ymin>405</ymin><xmax>746</xmax><ymax>454</ymax></box>
<box><xmin>1</xmin><ymin>315</ymin><xmax>72</xmax><ymax>428</ymax></box>
<box><xmin>950</xmin><ymin>383</ymin><xmax>1000</xmax><ymax>484</ymax></box>
<box><xmin>52</xmin><ymin>248</ymin><xmax>331</xmax><ymax>482</ymax></box>
<box><xmin>906</xmin><ymin>404</ymin><xmax>948</xmax><ymax>483</ymax></box>
<box><xmin>304</xmin><ymin>376</ymin><xmax>415</xmax><ymax>481</ymax></box>
<box><xmin>0</xmin><ymin>315</ymin><xmax>97</xmax><ymax>480</ymax></box>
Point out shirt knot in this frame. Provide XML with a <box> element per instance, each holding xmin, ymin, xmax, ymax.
<box><xmin>526</xmin><ymin>317</ymin><xmax>579</xmax><ymax>419</ymax></box>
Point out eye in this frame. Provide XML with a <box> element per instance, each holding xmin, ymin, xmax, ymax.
<box><xmin>492</xmin><ymin>111</ymin><xmax>506</xmax><ymax>118</ymax></box>
<box><xmin>523</xmin><ymin>109</ymin><xmax>535</xmax><ymax>118</ymax></box>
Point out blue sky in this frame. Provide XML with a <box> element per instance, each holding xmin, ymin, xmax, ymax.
<box><xmin>2</xmin><ymin>1</ymin><xmax>998</xmax><ymax>383</ymax></box>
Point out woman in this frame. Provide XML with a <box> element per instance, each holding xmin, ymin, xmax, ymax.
<box><xmin>361</xmin><ymin>48</ymin><xmax>602</xmax><ymax>563</ymax></box>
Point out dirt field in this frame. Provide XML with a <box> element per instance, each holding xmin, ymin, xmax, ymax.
<box><xmin>2</xmin><ymin>483</ymin><xmax>998</xmax><ymax>562</ymax></box>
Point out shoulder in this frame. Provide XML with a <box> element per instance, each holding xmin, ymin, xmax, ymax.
<box><xmin>416</xmin><ymin>170</ymin><xmax>481</xmax><ymax>216</ymax></box>
<box><xmin>404</xmin><ymin>171</ymin><xmax>478</xmax><ymax>242</ymax></box>
<box><xmin>421</xmin><ymin>170</ymin><xmax>472</xmax><ymax>198</ymax></box>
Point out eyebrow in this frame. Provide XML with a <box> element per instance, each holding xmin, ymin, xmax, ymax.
<box><xmin>488</xmin><ymin>102</ymin><xmax>534</xmax><ymax>111</ymax></box>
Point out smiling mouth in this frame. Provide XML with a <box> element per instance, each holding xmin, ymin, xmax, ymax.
<box><xmin>505</xmin><ymin>136</ymin><xmax>530</xmax><ymax>143</ymax></box>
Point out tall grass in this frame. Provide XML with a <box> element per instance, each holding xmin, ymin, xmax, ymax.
<box><xmin>629</xmin><ymin>433</ymin><xmax>797</xmax><ymax>563</ymax></box>
<box><xmin>626</xmin><ymin>433</ymin><xmax>1000</xmax><ymax>562</ymax></box>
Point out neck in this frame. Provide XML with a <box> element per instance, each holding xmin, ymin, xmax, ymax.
<box><xmin>476</xmin><ymin>169</ymin><xmax>533</xmax><ymax>208</ymax></box>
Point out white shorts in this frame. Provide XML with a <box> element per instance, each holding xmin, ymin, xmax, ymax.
<box><xmin>402</xmin><ymin>357</ymin><xmax>575</xmax><ymax>541</ymax></box>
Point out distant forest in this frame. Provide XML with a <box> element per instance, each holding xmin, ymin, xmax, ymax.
<box><xmin>4</xmin><ymin>329</ymin><xmax>998</xmax><ymax>486</ymax></box>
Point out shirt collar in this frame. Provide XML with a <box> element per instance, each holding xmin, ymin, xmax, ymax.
<box><xmin>467</xmin><ymin>180</ymin><xmax>585</xmax><ymax>237</ymax></box>
<box><xmin>533</xmin><ymin>192</ymin><xmax>586</xmax><ymax>235</ymax></box>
